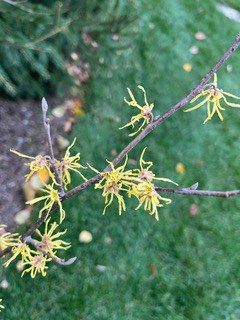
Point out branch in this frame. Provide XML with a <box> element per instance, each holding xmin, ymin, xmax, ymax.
<box><xmin>41</xmin><ymin>98</ymin><xmax>65</xmax><ymax>197</ymax></box>
<box><xmin>25</xmin><ymin>236</ymin><xmax>77</xmax><ymax>266</ymax></box>
<box><xmin>1</xmin><ymin>33</ymin><xmax>240</xmax><ymax>259</ymax></box>
<box><xmin>155</xmin><ymin>186</ymin><xmax>240</xmax><ymax>198</ymax></box>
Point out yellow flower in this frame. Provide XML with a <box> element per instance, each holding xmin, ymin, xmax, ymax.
<box><xmin>57</xmin><ymin>138</ymin><xmax>87</xmax><ymax>190</ymax></box>
<box><xmin>134</xmin><ymin>181</ymin><xmax>172</xmax><ymax>221</ymax></box>
<box><xmin>4</xmin><ymin>239</ymin><xmax>34</xmax><ymax>267</ymax></box>
<box><xmin>10</xmin><ymin>150</ymin><xmax>57</xmax><ymax>184</ymax></box>
<box><xmin>26</xmin><ymin>184</ymin><xmax>65</xmax><ymax>223</ymax></box>
<box><xmin>134</xmin><ymin>148</ymin><xmax>178</xmax><ymax>185</ymax></box>
<box><xmin>89</xmin><ymin>157</ymin><xmax>137</xmax><ymax>215</ymax></box>
<box><xmin>0</xmin><ymin>299</ymin><xmax>4</xmax><ymax>312</ymax></box>
<box><xmin>0</xmin><ymin>225</ymin><xmax>19</xmax><ymax>251</ymax></box>
<box><xmin>35</xmin><ymin>218</ymin><xmax>71</xmax><ymax>258</ymax></box>
<box><xmin>119</xmin><ymin>86</ymin><xmax>154</xmax><ymax>136</ymax></box>
<box><xmin>21</xmin><ymin>253</ymin><xmax>51</xmax><ymax>278</ymax></box>
<box><xmin>128</xmin><ymin>148</ymin><xmax>177</xmax><ymax>220</ymax></box>
<box><xmin>184</xmin><ymin>73</ymin><xmax>240</xmax><ymax>123</ymax></box>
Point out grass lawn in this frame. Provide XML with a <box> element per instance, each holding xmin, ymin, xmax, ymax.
<box><xmin>2</xmin><ymin>0</ymin><xmax>240</xmax><ymax>319</ymax></box>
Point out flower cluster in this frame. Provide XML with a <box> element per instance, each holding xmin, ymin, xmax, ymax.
<box><xmin>184</xmin><ymin>73</ymin><xmax>240</xmax><ymax>123</ymax></box>
<box><xmin>4</xmin><ymin>218</ymin><xmax>71</xmax><ymax>278</ymax></box>
<box><xmin>0</xmin><ymin>225</ymin><xmax>19</xmax><ymax>251</ymax></box>
<box><xmin>130</xmin><ymin>148</ymin><xmax>177</xmax><ymax>221</ymax></box>
<box><xmin>119</xmin><ymin>86</ymin><xmax>154</xmax><ymax>136</ymax></box>
<box><xmin>4</xmin><ymin>139</ymin><xmax>84</xmax><ymax>280</ymax></box>
<box><xmin>10</xmin><ymin>138</ymin><xmax>86</xmax><ymax>223</ymax></box>
<box><xmin>90</xmin><ymin>148</ymin><xmax>177</xmax><ymax>220</ymax></box>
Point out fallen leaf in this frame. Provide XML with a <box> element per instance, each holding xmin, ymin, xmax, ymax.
<box><xmin>37</xmin><ymin>167</ymin><xmax>50</xmax><ymax>183</ymax></box>
<box><xmin>189</xmin><ymin>46</ymin><xmax>199</xmax><ymax>55</ymax></box>
<box><xmin>71</xmin><ymin>52</ymin><xmax>79</xmax><ymax>61</ymax></box>
<box><xmin>29</xmin><ymin>173</ymin><xmax>44</xmax><ymax>190</ymax></box>
<box><xmin>64</xmin><ymin>121</ymin><xmax>73</xmax><ymax>133</ymax></box>
<box><xmin>110</xmin><ymin>149</ymin><xmax>117</xmax><ymax>156</ymax></box>
<box><xmin>176</xmin><ymin>163</ymin><xmax>185</xmax><ymax>174</ymax></box>
<box><xmin>16</xmin><ymin>261</ymin><xmax>24</xmax><ymax>272</ymax></box>
<box><xmin>14</xmin><ymin>209</ymin><xmax>31</xmax><ymax>225</ymax></box>
<box><xmin>183</xmin><ymin>63</ymin><xmax>192</xmax><ymax>72</ymax></box>
<box><xmin>0</xmin><ymin>280</ymin><xmax>9</xmax><ymax>289</ymax></box>
<box><xmin>96</xmin><ymin>265</ymin><xmax>106</xmax><ymax>272</ymax></box>
<box><xmin>22</xmin><ymin>181</ymin><xmax>37</xmax><ymax>201</ymax></box>
<box><xmin>79</xmin><ymin>230</ymin><xmax>93</xmax><ymax>243</ymax></box>
<box><xmin>57</xmin><ymin>135</ymin><xmax>70</xmax><ymax>150</ymax></box>
<box><xmin>195</xmin><ymin>32</ymin><xmax>206</xmax><ymax>40</ymax></box>
<box><xmin>105</xmin><ymin>236</ymin><xmax>112</xmax><ymax>244</ymax></box>
<box><xmin>189</xmin><ymin>204</ymin><xmax>199</xmax><ymax>216</ymax></box>
<box><xmin>52</xmin><ymin>105</ymin><xmax>66</xmax><ymax>118</ymax></box>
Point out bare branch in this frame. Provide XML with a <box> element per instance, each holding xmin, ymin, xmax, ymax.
<box><xmin>155</xmin><ymin>186</ymin><xmax>240</xmax><ymax>198</ymax></box>
<box><xmin>41</xmin><ymin>98</ymin><xmax>65</xmax><ymax>197</ymax></box>
<box><xmin>25</xmin><ymin>236</ymin><xmax>77</xmax><ymax>266</ymax></box>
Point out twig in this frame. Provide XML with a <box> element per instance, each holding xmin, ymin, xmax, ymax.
<box><xmin>41</xmin><ymin>98</ymin><xmax>65</xmax><ymax>197</ymax></box>
<box><xmin>25</xmin><ymin>236</ymin><xmax>76</xmax><ymax>266</ymax></box>
<box><xmin>155</xmin><ymin>186</ymin><xmax>240</xmax><ymax>198</ymax></box>
<box><xmin>1</xmin><ymin>33</ymin><xmax>240</xmax><ymax>259</ymax></box>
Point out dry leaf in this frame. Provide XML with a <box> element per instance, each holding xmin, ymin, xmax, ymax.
<box><xmin>29</xmin><ymin>174</ymin><xmax>44</xmax><ymax>190</ymax></box>
<box><xmin>189</xmin><ymin>204</ymin><xmax>199</xmax><ymax>216</ymax></box>
<box><xmin>195</xmin><ymin>32</ymin><xmax>206</xmax><ymax>40</ymax></box>
<box><xmin>79</xmin><ymin>230</ymin><xmax>93</xmax><ymax>243</ymax></box>
<box><xmin>52</xmin><ymin>105</ymin><xmax>66</xmax><ymax>118</ymax></box>
<box><xmin>105</xmin><ymin>236</ymin><xmax>112</xmax><ymax>244</ymax></box>
<box><xmin>22</xmin><ymin>181</ymin><xmax>37</xmax><ymax>201</ymax></box>
<box><xmin>57</xmin><ymin>135</ymin><xmax>70</xmax><ymax>150</ymax></box>
<box><xmin>176</xmin><ymin>163</ymin><xmax>185</xmax><ymax>174</ymax></box>
<box><xmin>183</xmin><ymin>63</ymin><xmax>192</xmax><ymax>72</ymax></box>
<box><xmin>0</xmin><ymin>280</ymin><xmax>9</xmax><ymax>289</ymax></box>
<box><xmin>189</xmin><ymin>46</ymin><xmax>199</xmax><ymax>55</ymax></box>
<box><xmin>96</xmin><ymin>265</ymin><xmax>106</xmax><ymax>272</ymax></box>
<box><xmin>38</xmin><ymin>167</ymin><xmax>50</xmax><ymax>183</ymax></box>
<box><xmin>64</xmin><ymin>121</ymin><xmax>73</xmax><ymax>133</ymax></box>
<box><xmin>14</xmin><ymin>209</ymin><xmax>31</xmax><ymax>225</ymax></box>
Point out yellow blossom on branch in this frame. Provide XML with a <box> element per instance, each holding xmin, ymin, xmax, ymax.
<box><xmin>133</xmin><ymin>181</ymin><xmax>172</xmax><ymax>221</ymax></box>
<box><xmin>10</xmin><ymin>150</ymin><xmax>57</xmax><ymax>184</ymax></box>
<box><xmin>35</xmin><ymin>218</ymin><xmax>71</xmax><ymax>258</ymax></box>
<box><xmin>57</xmin><ymin>138</ymin><xmax>87</xmax><ymax>190</ymax></box>
<box><xmin>128</xmin><ymin>148</ymin><xmax>177</xmax><ymax>220</ymax></box>
<box><xmin>0</xmin><ymin>225</ymin><xmax>19</xmax><ymax>251</ymax></box>
<box><xmin>21</xmin><ymin>253</ymin><xmax>51</xmax><ymax>279</ymax></box>
<box><xmin>89</xmin><ymin>157</ymin><xmax>137</xmax><ymax>215</ymax></box>
<box><xmin>119</xmin><ymin>86</ymin><xmax>154</xmax><ymax>136</ymax></box>
<box><xmin>134</xmin><ymin>148</ymin><xmax>178</xmax><ymax>185</ymax></box>
<box><xmin>184</xmin><ymin>73</ymin><xmax>240</xmax><ymax>123</ymax></box>
<box><xmin>4</xmin><ymin>239</ymin><xmax>34</xmax><ymax>268</ymax></box>
<box><xmin>0</xmin><ymin>299</ymin><xmax>4</xmax><ymax>312</ymax></box>
<box><xmin>26</xmin><ymin>184</ymin><xmax>65</xmax><ymax>223</ymax></box>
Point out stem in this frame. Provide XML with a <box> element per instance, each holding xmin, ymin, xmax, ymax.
<box><xmin>41</xmin><ymin>98</ymin><xmax>65</xmax><ymax>197</ymax></box>
<box><xmin>25</xmin><ymin>236</ymin><xmax>76</xmax><ymax>266</ymax></box>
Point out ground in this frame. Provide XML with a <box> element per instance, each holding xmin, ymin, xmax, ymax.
<box><xmin>0</xmin><ymin>97</ymin><xmax>68</xmax><ymax>225</ymax></box>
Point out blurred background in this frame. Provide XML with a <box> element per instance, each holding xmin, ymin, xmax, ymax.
<box><xmin>1</xmin><ymin>0</ymin><xmax>240</xmax><ymax>319</ymax></box>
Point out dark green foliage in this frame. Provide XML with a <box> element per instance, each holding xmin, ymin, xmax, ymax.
<box><xmin>0</xmin><ymin>0</ymin><xmax>136</xmax><ymax>98</ymax></box>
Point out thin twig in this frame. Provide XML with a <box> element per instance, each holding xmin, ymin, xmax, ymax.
<box><xmin>1</xmin><ymin>34</ymin><xmax>240</xmax><ymax>259</ymax></box>
<box><xmin>41</xmin><ymin>98</ymin><xmax>65</xmax><ymax>197</ymax></box>
<box><xmin>25</xmin><ymin>236</ymin><xmax>77</xmax><ymax>266</ymax></box>
<box><xmin>155</xmin><ymin>186</ymin><xmax>240</xmax><ymax>198</ymax></box>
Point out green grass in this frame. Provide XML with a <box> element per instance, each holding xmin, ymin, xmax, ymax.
<box><xmin>2</xmin><ymin>0</ymin><xmax>240</xmax><ymax>319</ymax></box>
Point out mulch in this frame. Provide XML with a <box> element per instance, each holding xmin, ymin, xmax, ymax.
<box><xmin>0</xmin><ymin>98</ymin><xmax>67</xmax><ymax>226</ymax></box>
